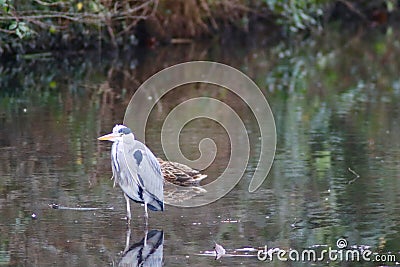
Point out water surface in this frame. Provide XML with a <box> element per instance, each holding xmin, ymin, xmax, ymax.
<box><xmin>1</xmin><ymin>27</ymin><xmax>400</xmax><ymax>266</ymax></box>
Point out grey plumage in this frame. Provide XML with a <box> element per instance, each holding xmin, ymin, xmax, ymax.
<box><xmin>99</xmin><ymin>124</ymin><xmax>164</xmax><ymax>223</ymax></box>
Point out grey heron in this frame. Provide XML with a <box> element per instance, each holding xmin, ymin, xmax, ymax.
<box><xmin>98</xmin><ymin>124</ymin><xmax>164</xmax><ymax>223</ymax></box>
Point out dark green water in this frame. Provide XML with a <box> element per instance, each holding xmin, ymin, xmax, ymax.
<box><xmin>1</xmin><ymin>27</ymin><xmax>399</xmax><ymax>266</ymax></box>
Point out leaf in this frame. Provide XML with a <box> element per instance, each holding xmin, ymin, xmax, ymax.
<box><xmin>387</xmin><ymin>0</ymin><xmax>394</xmax><ymax>12</ymax></box>
<box><xmin>8</xmin><ymin>22</ymin><xmax>17</xmax><ymax>30</ymax></box>
<box><xmin>49</xmin><ymin>81</ymin><xmax>57</xmax><ymax>89</ymax></box>
<box><xmin>18</xmin><ymin>23</ymin><xmax>29</xmax><ymax>33</ymax></box>
<box><xmin>49</xmin><ymin>25</ymin><xmax>57</xmax><ymax>34</ymax></box>
<box><xmin>77</xmin><ymin>2</ymin><xmax>83</xmax><ymax>11</ymax></box>
<box><xmin>16</xmin><ymin>28</ymin><xmax>23</xmax><ymax>39</ymax></box>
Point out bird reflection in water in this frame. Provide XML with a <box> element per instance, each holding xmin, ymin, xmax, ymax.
<box><xmin>119</xmin><ymin>229</ymin><xmax>164</xmax><ymax>267</ymax></box>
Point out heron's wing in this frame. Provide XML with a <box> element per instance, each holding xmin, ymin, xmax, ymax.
<box><xmin>121</xmin><ymin>135</ymin><xmax>164</xmax><ymax>210</ymax></box>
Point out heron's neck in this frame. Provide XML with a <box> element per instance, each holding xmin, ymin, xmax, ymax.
<box><xmin>122</xmin><ymin>134</ymin><xmax>135</xmax><ymax>145</ymax></box>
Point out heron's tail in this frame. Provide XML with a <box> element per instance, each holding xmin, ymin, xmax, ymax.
<box><xmin>147</xmin><ymin>198</ymin><xmax>164</xmax><ymax>211</ymax></box>
<box><xmin>145</xmin><ymin>190</ymin><xmax>164</xmax><ymax>211</ymax></box>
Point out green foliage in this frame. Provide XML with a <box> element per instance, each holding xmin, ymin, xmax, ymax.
<box><xmin>0</xmin><ymin>0</ymin><xmax>156</xmax><ymax>51</ymax></box>
<box><xmin>0</xmin><ymin>0</ymin><xmax>9</xmax><ymax>9</ymax></box>
<box><xmin>0</xmin><ymin>0</ymin><xmax>399</xmax><ymax>54</ymax></box>
<box><xmin>1</xmin><ymin>0</ymin><xmax>34</xmax><ymax>39</ymax></box>
<box><xmin>8</xmin><ymin>21</ymin><xmax>34</xmax><ymax>39</ymax></box>
<box><xmin>265</xmin><ymin>0</ymin><xmax>325</xmax><ymax>32</ymax></box>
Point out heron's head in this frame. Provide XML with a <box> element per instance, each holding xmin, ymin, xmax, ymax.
<box><xmin>98</xmin><ymin>124</ymin><xmax>134</xmax><ymax>142</ymax></box>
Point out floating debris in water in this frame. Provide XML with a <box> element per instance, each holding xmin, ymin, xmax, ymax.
<box><xmin>214</xmin><ymin>242</ymin><xmax>226</xmax><ymax>260</ymax></box>
<box><xmin>291</xmin><ymin>218</ymin><xmax>304</xmax><ymax>228</ymax></box>
<box><xmin>49</xmin><ymin>203</ymin><xmax>59</xmax><ymax>209</ymax></box>
<box><xmin>31</xmin><ymin>213</ymin><xmax>37</xmax><ymax>219</ymax></box>
<box><xmin>348</xmin><ymin>167</ymin><xmax>360</xmax><ymax>184</ymax></box>
<box><xmin>198</xmin><ymin>246</ymin><xmax>259</xmax><ymax>259</ymax></box>
<box><xmin>235</xmin><ymin>247</ymin><xmax>259</xmax><ymax>252</ymax></box>
<box><xmin>48</xmin><ymin>203</ymin><xmax>114</xmax><ymax>211</ymax></box>
<box><xmin>309</xmin><ymin>244</ymin><xmax>329</xmax><ymax>249</ymax></box>
<box><xmin>221</xmin><ymin>219</ymin><xmax>240</xmax><ymax>223</ymax></box>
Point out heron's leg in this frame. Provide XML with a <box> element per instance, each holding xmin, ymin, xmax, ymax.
<box><xmin>144</xmin><ymin>202</ymin><xmax>149</xmax><ymax>226</ymax></box>
<box><xmin>124</xmin><ymin>193</ymin><xmax>131</xmax><ymax>223</ymax></box>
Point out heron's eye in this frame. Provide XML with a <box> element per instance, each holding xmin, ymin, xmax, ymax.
<box><xmin>118</xmin><ymin>127</ymin><xmax>132</xmax><ymax>135</ymax></box>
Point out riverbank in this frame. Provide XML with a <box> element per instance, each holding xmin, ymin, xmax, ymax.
<box><xmin>0</xmin><ymin>0</ymin><xmax>398</xmax><ymax>57</ymax></box>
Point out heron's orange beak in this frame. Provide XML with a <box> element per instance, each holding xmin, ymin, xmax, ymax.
<box><xmin>98</xmin><ymin>133</ymin><xmax>118</xmax><ymax>141</ymax></box>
